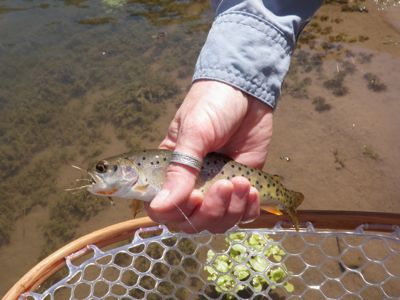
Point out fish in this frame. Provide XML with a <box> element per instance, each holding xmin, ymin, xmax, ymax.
<box><xmin>85</xmin><ymin>149</ymin><xmax>304</xmax><ymax>230</ymax></box>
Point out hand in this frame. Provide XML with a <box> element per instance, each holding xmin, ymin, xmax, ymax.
<box><xmin>145</xmin><ymin>80</ymin><xmax>273</xmax><ymax>233</ymax></box>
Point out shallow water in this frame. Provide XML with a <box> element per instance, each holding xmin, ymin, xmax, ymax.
<box><xmin>0</xmin><ymin>0</ymin><xmax>399</xmax><ymax>296</ymax></box>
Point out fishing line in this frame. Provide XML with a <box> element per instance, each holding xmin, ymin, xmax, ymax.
<box><xmin>172</xmin><ymin>202</ymin><xmax>198</xmax><ymax>233</ymax></box>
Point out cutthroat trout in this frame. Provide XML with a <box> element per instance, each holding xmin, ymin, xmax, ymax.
<box><xmin>86</xmin><ymin>149</ymin><xmax>303</xmax><ymax>229</ymax></box>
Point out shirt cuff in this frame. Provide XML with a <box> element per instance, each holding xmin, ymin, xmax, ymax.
<box><xmin>193</xmin><ymin>11</ymin><xmax>294</xmax><ymax>109</ymax></box>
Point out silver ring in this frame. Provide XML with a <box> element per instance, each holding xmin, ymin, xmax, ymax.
<box><xmin>170</xmin><ymin>151</ymin><xmax>202</xmax><ymax>171</ymax></box>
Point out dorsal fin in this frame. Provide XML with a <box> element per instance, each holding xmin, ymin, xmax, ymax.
<box><xmin>272</xmin><ymin>174</ymin><xmax>282</xmax><ymax>182</ymax></box>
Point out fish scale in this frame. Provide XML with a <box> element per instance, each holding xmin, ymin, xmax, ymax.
<box><xmin>87</xmin><ymin>149</ymin><xmax>304</xmax><ymax>230</ymax></box>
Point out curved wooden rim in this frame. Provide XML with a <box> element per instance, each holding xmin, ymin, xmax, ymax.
<box><xmin>4</xmin><ymin>211</ymin><xmax>400</xmax><ymax>299</ymax></box>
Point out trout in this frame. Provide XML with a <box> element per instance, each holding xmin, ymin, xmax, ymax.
<box><xmin>86</xmin><ymin>149</ymin><xmax>303</xmax><ymax>229</ymax></box>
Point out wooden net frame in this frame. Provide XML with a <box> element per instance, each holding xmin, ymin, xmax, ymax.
<box><xmin>4</xmin><ymin>211</ymin><xmax>400</xmax><ymax>299</ymax></box>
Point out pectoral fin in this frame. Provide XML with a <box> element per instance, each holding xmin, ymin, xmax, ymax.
<box><xmin>133</xmin><ymin>184</ymin><xmax>149</xmax><ymax>193</ymax></box>
<box><xmin>261</xmin><ymin>206</ymin><xmax>283</xmax><ymax>216</ymax></box>
<box><xmin>130</xmin><ymin>199</ymin><xmax>143</xmax><ymax>218</ymax></box>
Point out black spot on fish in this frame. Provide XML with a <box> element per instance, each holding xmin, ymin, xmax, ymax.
<box><xmin>238</xmin><ymin>167</ymin><xmax>242</xmax><ymax>171</ymax></box>
<box><xmin>231</xmin><ymin>164</ymin><xmax>235</xmax><ymax>169</ymax></box>
<box><xmin>264</xmin><ymin>175</ymin><xmax>267</xmax><ymax>179</ymax></box>
<box><xmin>163</xmin><ymin>157</ymin><xmax>167</xmax><ymax>161</ymax></box>
<box><xmin>260</xmin><ymin>185</ymin><xmax>263</xmax><ymax>189</ymax></box>
<box><xmin>227</xmin><ymin>176</ymin><xmax>230</xmax><ymax>180</ymax></box>
<box><xmin>142</xmin><ymin>157</ymin><xmax>146</xmax><ymax>160</ymax></box>
<box><xmin>138</xmin><ymin>162</ymin><xmax>141</xmax><ymax>166</ymax></box>
<box><xmin>156</xmin><ymin>161</ymin><xmax>159</xmax><ymax>164</ymax></box>
<box><xmin>246</xmin><ymin>171</ymin><xmax>250</xmax><ymax>175</ymax></box>
<box><xmin>267</xmin><ymin>184</ymin><xmax>271</xmax><ymax>188</ymax></box>
<box><xmin>258</xmin><ymin>172</ymin><xmax>261</xmax><ymax>176</ymax></box>
<box><xmin>256</xmin><ymin>181</ymin><xmax>259</xmax><ymax>185</ymax></box>
<box><xmin>150</xmin><ymin>162</ymin><xmax>154</xmax><ymax>165</ymax></box>
<box><xmin>221</xmin><ymin>171</ymin><xmax>225</xmax><ymax>175</ymax></box>
<box><xmin>272</xmin><ymin>183</ymin><xmax>276</xmax><ymax>187</ymax></box>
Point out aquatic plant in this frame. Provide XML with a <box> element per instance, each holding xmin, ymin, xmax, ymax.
<box><xmin>102</xmin><ymin>0</ymin><xmax>127</xmax><ymax>8</ymax></box>
<box><xmin>41</xmin><ymin>193</ymin><xmax>108</xmax><ymax>257</ymax></box>
<box><xmin>313</xmin><ymin>96</ymin><xmax>332</xmax><ymax>112</ymax></box>
<box><xmin>323</xmin><ymin>73</ymin><xmax>349</xmax><ymax>97</ymax></box>
<box><xmin>128</xmin><ymin>0</ymin><xmax>211</xmax><ymax>28</ymax></box>
<box><xmin>362</xmin><ymin>145</ymin><xmax>381</xmax><ymax>160</ymax></box>
<box><xmin>287</xmin><ymin>77</ymin><xmax>312</xmax><ymax>99</ymax></box>
<box><xmin>333</xmin><ymin>149</ymin><xmax>346</xmax><ymax>170</ymax></box>
<box><xmin>78</xmin><ymin>17</ymin><xmax>114</xmax><ymax>25</ymax></box>
<box><xmin>363</xmin><ymin>72</ymin><xmax>387</xmax><ymax>92</ymax></box>
<box><xmin>357</xmin><ymin>52</ymin><xmax>374</xmax><ymax>64</ymax></box>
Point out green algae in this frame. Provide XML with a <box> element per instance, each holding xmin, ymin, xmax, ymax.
<box><xmin>78</xmin><ymin>17</ymin><xmax>114</xmax><ymax>25</ymax></box>
<box><xmin>128</xmin><ymin>0</ymin><xmax>211</xmax><ymax>28</ymax></box>
<box><xmin>103</xmin><ymin>0</ymin><xmax>127</xmax><ymax>8</ymax></box>
<box><xmin>0</xmin><ymin>5</ymin><xmax>25</xmax><ymax>14</ymax></box>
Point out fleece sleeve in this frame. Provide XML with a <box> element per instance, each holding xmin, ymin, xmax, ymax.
<box><xmin>193</xmin><ymin>0</ymin><xmax>323</xmax><ymax>108</ymax></box>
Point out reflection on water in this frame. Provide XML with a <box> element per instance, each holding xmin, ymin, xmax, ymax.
<box><xmin>0</xmin><ymin>0</ymin><xmax>399</xmax><ymax>296</ymax></box>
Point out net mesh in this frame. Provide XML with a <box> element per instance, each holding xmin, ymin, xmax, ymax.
<box><xmin>22</xmin><ymin>223</ymin><xmax>400</xmax><ymax>300</ymax></box>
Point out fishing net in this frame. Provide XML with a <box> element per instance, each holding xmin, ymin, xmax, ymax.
<box><xmin>19</xmin><ymin>220</ymin><xmax>400</xmax><ymax>300</ymax></box>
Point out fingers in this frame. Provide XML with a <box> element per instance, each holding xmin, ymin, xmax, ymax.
<box><xmin>177</xmin><ymin>177</ymin><xmax>260</xmax><ymax>233</ymax></box>
<box><xmin>241</xmin><ymin>187</ymin><xmax>260</xmax><ymax>223</ymax></box>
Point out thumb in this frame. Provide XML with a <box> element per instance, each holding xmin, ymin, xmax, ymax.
<box><xmin>149</xmin><ymin>135</ymin><xmax>206</xmax><ymax>223</ymax></box>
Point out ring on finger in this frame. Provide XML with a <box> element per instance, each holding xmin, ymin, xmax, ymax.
<box><xmin>170</xmin><ymin>151</ymin><xmax>203</xmax><ymax>172</ymax></box>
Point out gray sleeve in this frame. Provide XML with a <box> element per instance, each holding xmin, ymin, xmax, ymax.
<box><xmin>193</xmin><ymin>0</ymin><xmax>323</xmax><ymax>108</ymax></box>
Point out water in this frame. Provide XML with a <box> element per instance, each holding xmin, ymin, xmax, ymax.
<box><xmin>0</xmin><ymin>0</ymin><xmax>399</xmax><ymax>296</ymax></box>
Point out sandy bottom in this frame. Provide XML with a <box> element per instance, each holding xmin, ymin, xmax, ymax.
<box><xmin>1</xmin><ymin>2</ymin><xmax>400</xmax><ymax>297</ymax></box>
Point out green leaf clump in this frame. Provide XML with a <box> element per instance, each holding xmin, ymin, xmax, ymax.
<box><xmin>204</xmin><ymin>232</ymin><xmax>293</xmax><ymax>297</ymax></box>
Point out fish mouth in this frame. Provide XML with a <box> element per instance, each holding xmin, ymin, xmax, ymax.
<box><xmin>88</xmin><ymin>171</ymin><xmax>102</xmax><ymax>186</ymax></box>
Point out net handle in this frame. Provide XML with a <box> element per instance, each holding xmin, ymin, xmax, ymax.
<box><xmin>4</xmin><ymin>210</ymin><xmax>400</xmax><ymax>299</ymax></box>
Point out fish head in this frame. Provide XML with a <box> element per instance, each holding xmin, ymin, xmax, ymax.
<box><xmin>87</xmin><ymin>157</ymin><xmax>139</xmax><ymax>197</ymax></box>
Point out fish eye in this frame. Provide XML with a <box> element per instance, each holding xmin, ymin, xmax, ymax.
<box><xmin>95</xmin><ymin>161</ymin><xmax>108</xmax><ymax>173</ymax></box>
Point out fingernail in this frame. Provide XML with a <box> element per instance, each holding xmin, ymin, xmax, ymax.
<box><xmin>239</xmin><ymin>218</ymin><xmax>257</xmax><ymax>224</ymax></box>
<box><xmin>150</xmin><ymin>189</ymin><xmax>170</xmax><ymax>209</ymax></box>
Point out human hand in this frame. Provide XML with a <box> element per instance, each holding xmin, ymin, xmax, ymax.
<box><xmin>145</xmin><ymin>80</ymin><xmax>273</xmax><ymax>233</ymax></box>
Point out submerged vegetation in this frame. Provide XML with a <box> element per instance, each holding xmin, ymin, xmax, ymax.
<box><xmin>312</xmin><ymin>96</ymin><xmax>332</xmax><ymax>112</ymax></box>
<box><xmin>41</xmin><ymin>193</ymin><xmax>108</xmax><ymax>257</ymax></box>
<box><xmin>363</xmin><ymin>73</ymin><xmax>387</xmax><ymax>92</ymax></box>
<box><xmin>0</xmin><ymin>0</ymin><xmax>208</xmax><ymax>255</ymax></box>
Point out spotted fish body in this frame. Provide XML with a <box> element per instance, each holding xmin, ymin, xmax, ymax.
<box><xmin>87</xmin><ymin>149</ymin><xmax>304</xmax><ymax>229</ymax></box>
